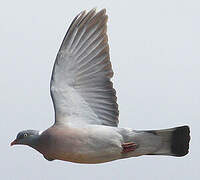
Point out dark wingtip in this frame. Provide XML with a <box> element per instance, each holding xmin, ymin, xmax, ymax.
<box><xmin>171</xmin><ymin>125</ymin><xmax>190</xmax><ymax>157</ymax></box>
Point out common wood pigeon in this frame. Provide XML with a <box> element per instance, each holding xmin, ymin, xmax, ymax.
<box><xmin>11</xmin><ymin>9</ymin><xmax>190</xmax><ymax>164</ymax></box>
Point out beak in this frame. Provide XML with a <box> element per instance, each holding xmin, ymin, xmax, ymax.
<box><xmin>10</xmin><ymin>139</ymin><xmax>18</xmax><ymax>146</ymax></box>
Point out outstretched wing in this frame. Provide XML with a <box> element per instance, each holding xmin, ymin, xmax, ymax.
<box><xmin>50</xmin><ymin>9</ymin><xmax>119</xmax><ymax>127</ymax></box>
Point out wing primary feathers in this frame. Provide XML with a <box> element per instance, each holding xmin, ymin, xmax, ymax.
<box><xmin>59</xmin><ymin>11</ymin><xmax>86</xmax><ymax>52</ymax></box>
<box><xmin>70</xmin><ymin>9</ymin><xmax>97</xmax><ymax>53</ymax></box>
<box><xmin>72</xmin><ymin>13</ymin><xmax>108</xmax><ymax>57</ymax></box>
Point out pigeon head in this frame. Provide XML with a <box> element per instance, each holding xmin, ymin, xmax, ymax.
<box><xmin>11</xmin><ymin>130</ymin><xmax>40</xmax><ymax>146</ymax></box>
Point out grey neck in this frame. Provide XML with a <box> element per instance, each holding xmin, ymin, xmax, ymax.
<box><xmin>27</xmin><ymin>133</ymin><xmax>41</xmax><ymax>150</ymax></box>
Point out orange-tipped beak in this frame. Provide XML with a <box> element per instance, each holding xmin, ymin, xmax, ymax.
<box><xmin>10</xmin><ymin>139</ymin><xmax>17</xmax><ymax>146</ymax></box>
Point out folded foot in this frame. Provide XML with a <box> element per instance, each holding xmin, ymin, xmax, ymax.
<box><xmin>122</xmin><ymin>142</ymin><xmax>138</xmax><ymax>153</ymax></box>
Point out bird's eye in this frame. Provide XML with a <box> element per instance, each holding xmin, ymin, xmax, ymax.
<box><xmin>24</xmin><ymin>133</ymin><xmax>28</xmax><ymax>137</ymax></box>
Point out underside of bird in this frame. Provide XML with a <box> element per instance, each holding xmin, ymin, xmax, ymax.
<box><xmin>39</xmin><ymin>125</ymin><xmax>190</xmax><ymax>164</ymax></box>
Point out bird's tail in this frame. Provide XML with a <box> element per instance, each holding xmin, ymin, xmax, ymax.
<box><xmin>146</xmin><ymin>125</ymin><xmax>190</xmax><ymax>156</ymax></box>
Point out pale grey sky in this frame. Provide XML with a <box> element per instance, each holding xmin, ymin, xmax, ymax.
<box><xmin>1</xmin><ymin>0</ymin><xmax>199</xmax><ymax>179</ymax></box>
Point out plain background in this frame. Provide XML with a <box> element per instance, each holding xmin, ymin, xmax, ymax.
<box><xmin>1</xmin><ymin>0</ymin><xmax>199</xmax><ymax>179</ymax></box>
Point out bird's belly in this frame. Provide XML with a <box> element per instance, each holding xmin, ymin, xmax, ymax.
<box><xmin>50</xmin><ymin>139</ymin><xmax>122</xmax><ymax>164</ymax></box>
<box><xmin>41</xmin><ymin>125</ymin><xmax>123</xmax><ymax>163</ymax></box>
<box><xmin>48</xmin><ymin>128</ymin><xmax>122</xmax><ymax>163</ymax></box>
<box><xmin>55</xmin><ymin>151</ymin><xmax>121</xmax><ymax>164</ymax></box>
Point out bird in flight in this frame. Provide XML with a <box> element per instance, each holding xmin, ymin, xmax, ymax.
<box><xmin>11</xmin><ymin>8</ymin><xmax>190</xmax><ymax>164</ymax></box>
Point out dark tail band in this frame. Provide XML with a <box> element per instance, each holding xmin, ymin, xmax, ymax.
<box><xmin>171</xmin><ymin>126</ymin><xmax>190</xmax><ymax>157</ymax></box>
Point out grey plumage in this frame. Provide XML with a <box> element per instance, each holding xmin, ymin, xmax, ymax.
<box><xmin>11</xmin><ymin>9</ymin><xmax>190</xmax><ymax>164</ymax></box>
